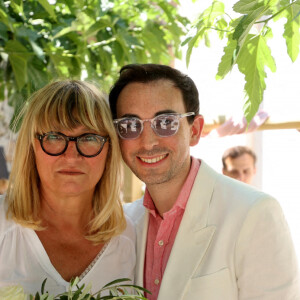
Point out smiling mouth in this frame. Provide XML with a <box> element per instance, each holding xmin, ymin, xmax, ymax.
<box><xmin>139</xmin><ymin>154</ymin><xmax>167</xmax><ymax>164</ymax></box>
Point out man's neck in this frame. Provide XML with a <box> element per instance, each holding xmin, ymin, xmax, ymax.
<box><xmin>146</xmin><ymin>160</ymin><xmax>192</xmax><ymax>216</ymax></box>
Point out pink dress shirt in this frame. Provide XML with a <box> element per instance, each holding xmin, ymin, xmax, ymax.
<box><xmin>143</xmin><ymin>157</ymin><xmax>201</xmax><ymax>300</ymax></box>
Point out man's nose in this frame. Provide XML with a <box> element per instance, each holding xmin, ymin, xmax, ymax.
<box><xmin>139</xmin><ymin>121</ymin><xmax>159</xmax><ymax>149</ymax></box>
<box><xmin>237</xmin><ymin>173</ymin><xmax>246</xmax><ymax>183</ymax></box>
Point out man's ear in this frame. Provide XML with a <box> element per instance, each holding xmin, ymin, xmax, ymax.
<box><xmin>190</xmin><ymin>115</ymin><xmax>204</xmax><ymax>146</ymax></box>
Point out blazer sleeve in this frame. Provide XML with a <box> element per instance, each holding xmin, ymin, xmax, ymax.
<box><xmin>235</xmin><ymin>196</ymin><xmax>300</xmax><ymax>299</ymax></box>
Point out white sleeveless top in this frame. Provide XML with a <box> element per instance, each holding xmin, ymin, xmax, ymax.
<box><xmin>0</xmin><ymin>196</ymin><xmax>136</xmax><ymax>296</ymax></box>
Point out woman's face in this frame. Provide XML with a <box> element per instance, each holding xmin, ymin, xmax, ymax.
<box><xmin>34</xmin><ymin>125</ymin><xmax>109</xmax><ymax>199</ymax></box>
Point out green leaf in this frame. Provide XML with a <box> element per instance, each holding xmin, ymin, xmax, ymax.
<box><xmin>85</xmin><ymin>18</ymin><xmax>111</xmax><ymax>38</ymax></box>
<box><xmin>232</xmin><ymin>6</ymin><xmax>265</xmax><ymax>43</ymax></box>
<box><xmin>41</xmin><ymin>278</ymin><xmax>47</xmax><ymax>294</ymax></box>
<box><xmin>46</xmin><ymin>46</ymin><xmax>74</xmax><ymax>78</ymax></box>
<box><xmin>141</xmin><ymin>22</ymin><xmax>168</xmax><ymax>61</ymax></box>
<box><xmin>114</xmin><ymin>284</ymin><xmax>151</xmax><ymax>295</ymax></box>
<box><xmin>204</xmin><ymin>32</ymin><xmax>211</xmax><ymax>47</ymax></box>
<box><xmin>282</xmin><ymin>1</ymin><xmax>300</xmax><ymax>61</ymax></box>
<box><xmin>185</xmin><ymin>29</ymin><xmax>204</xmax><ymax>66</ymax></box>
<box><xmin>0</xmin><ymin>83</ymin><xmax>5</xmax><ymax>101</ymax></box>
<box><xmin>84</xmin><ymin>49</ymin><xmax>101</xmax><ymax>79</ymax></box>
<box><xmin>35</xmin><ymin>292</ymin><xmax>40</xmax><ymax>300</ymax></box>
<box><xmin>5</xmin><ymin>40</ymin><xmax>31</xmax><ymax>91</ymax></box>
<box><xmin>10</xmin><ymin>0</ymin><xmax>24</xmax><ymax>18</ymax></box>
<box><xmin>184</xmin><ymin>1</ymin><xmax>226</xmax><ymax>66</ymax></box>
<box><xmin>37</xmin><ymin>0</ymin><xmax>57</xmax><ymax>22</ymax></box>
<box><xmin>157</xmin><ymin>1</ymin><xmax>176</xmax><ymax>23</ymax></box>
<box><xmin>0</xmin><ymin>8</ymin><xmax>13</xmax><ymax>31</ymax></box>
<box><xmin>216</xmin><ymin>18</ymin><xmax>228</xmax><ymax>39</ymax></box>
<box><xmin>231</xmin><ymin>4</ymin><xmax>270</xmax><ymax>66</ymax></box>
<box><xmin>53</xmin><ymin>26</ymin><xmax>75</xmax><ymax>39</ymax></box>
<box><xmin>71</xmin><ymin>276</ymin><xmax>80</xmax><ymax>286</ymax></box>
<box><xmin>102</xmin><ymin>278</ymin><xmax>132</xmax><ymax>288</ymax></box>
<box><xmin>197</xmin><ymin>0</ymin><xmax>225</xmax><ymax>23</ymax></box>
<box><xmin>181</xmin><ymin>36</ymin><xmax>193</xmax><ymax>47</ymax></box>
<box><xmin>236</xmin><ymin>30</ymin><xmax>276</xmax><ymax>123</ymax></box>
<box><xmin>233</xmin><ymin>0</ymin><xmax>265</xmax><ymax>14</ymax></box>
<box><xmin>216</xmin><ymin>34</ymin><xmax>238</xmax><ymax>79</ymax></box>
<box><xmin>0</xmin><ymin>22</ymin><xmax>8</xmax><ymax>41</ymax></box>
<box><xmin>112</xmin><ymin>41</ymin><xmax>125</xmax><ymax>65</ymax></box>
<box><xmin>29</xmin><ymin>40</ymin><xmax>45</xmax><ymax>61</ymax></box>
<box><xmin>27</xmin><ymin>58</ymin><xmax>48</xmax><ymax>91</ymax></box>
<box><xmin>16</xmin><ymin>26</ymin><xmax>39</xmax><ymax>42</ymax></box>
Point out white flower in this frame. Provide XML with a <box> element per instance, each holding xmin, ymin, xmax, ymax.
<box><xmin>0</xmin><ymin>285</ymin><xmax>27</xmax><ymax>300</ymax></box>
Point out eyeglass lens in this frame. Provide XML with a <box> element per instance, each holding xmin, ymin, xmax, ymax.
<box><xmin>115</xmin><ymin>114</ymin><xmax>180</xmax><ymax>139</ymax></box>
<box><xmin>40</xmin><ymin>132</ymin><xmax>106</xmax><ymax>157</ymax></box>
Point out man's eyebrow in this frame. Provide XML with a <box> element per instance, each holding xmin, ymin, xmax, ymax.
<box><xmin>154</xmin><ymin>110</ymin><xmax>177</xmax><ymax>116</ymax></box>
<box><xmin>119</xmin><ymin>110</ymin><xmax>178</xmax><ymax>119</ymax></box>
<box><xmin>119</xmin><ymin>113</ymin><xmax>140</xmax><ymax>119</ymax></box>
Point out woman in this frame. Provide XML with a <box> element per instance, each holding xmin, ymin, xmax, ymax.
<box><xmin>0</xmin><ymin>80</ymin><xmax>135</xmax><ymax>295</ymax></box>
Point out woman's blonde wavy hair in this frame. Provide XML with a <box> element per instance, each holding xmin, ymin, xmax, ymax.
<box><xmin>6</xmin><ymin>80</ymin><xmax>126</xmax><ymax>244</ymax></box>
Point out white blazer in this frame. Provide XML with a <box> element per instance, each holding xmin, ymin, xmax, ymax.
<box><xmin>124</xmin><ymin>160</ymin><xmax>300</xmax><ymax>300</ymax></box>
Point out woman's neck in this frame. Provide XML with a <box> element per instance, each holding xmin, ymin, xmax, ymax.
<box><xmin>39</xmin><ymin>191</ymin><xmax>94</xmax><ymax>232</ymax></box>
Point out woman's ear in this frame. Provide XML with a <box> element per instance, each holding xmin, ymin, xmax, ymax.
<box><xmin>190</xmin><ymin>115</ymin><xmax>204</xmax><ymax>146</ymax></box>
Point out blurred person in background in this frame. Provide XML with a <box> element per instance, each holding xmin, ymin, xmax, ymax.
<box><xmin>222</xmin><ymin>146</ymin><xmax>257</xmax><ymax>185</ymax></box>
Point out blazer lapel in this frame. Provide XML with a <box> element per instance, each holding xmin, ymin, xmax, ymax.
<box><xmin>158</xmin><ymin>161</ymin><xmax>217</xmax><ymax>300</ymax></box>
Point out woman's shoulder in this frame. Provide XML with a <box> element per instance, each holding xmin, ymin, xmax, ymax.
<box><xmin>107</xmin><ymin>215</ymin><xmax>136</xmax><ymax>266</ymax></box>
<box><xmin>120</xmin><ymin>215</ymin><xmax>136</xmax><ymax>243</ymax></box>
<box><xmin>123</xmin><ymin>198</ymin><xmax>145</xmax><ymax>224</ymax></box>
<box><xmin>0</xmin><ymin>195</ymin><xmax>17</xmax><ymax>238</ymax></box>
<box><xmin>106</xmin><ymin>215</ymin><xmax>136</xmax><ymax>263</ymax></box>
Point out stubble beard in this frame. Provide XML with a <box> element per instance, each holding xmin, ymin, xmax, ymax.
<box><xmin>133</xmin><ymin>167</ymin><xmax>174</xmax><ymax>186</ymax></box>
<box><xmin>126</xmin><ymin>156</ymin><xmax>185</xmax><ymax>187</ymax></box>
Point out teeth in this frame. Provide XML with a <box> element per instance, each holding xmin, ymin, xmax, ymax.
<box><xmin>140</xmin><ymin>155</ymin><xmax>166</xmax><ymax>164</ymax></box>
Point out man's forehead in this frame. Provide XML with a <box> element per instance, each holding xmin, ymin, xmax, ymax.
<box><xmin>226</xmin><ymin>154</ymin><xmax>255</xmax><ymax>168</ymax></box>
<box><xmin>116</xmin><ymin>80</ymin><xmax>185</xmax><ymax>118</ymax></box>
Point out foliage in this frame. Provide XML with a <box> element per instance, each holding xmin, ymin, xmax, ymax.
<box><xmin>1</xmin><ymin>0</ymin><xmax>300</xmax><ymax>127</ymax></box>
<box><xmin>0</xmin><ymin>277</ymin><xmax>150</xmax><ymax>300</ymax></box>
<box><xmin>30</xmin><ymin>277</ymin><xmax>149</xmax><ymax>300</ymax></box>
<box><xmin>183</xmin><ymin>0</ymin><xmax>300</xmax><ymax>123</ymax></box>
<box><xmin>0</xmin><ymin>0</ymin><xmax>188</xmax><ymax>130</ymax></box>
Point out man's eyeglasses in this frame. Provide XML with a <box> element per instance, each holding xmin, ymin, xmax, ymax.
<box><xmin>36</xmin><ymin>132</ymin><xmax>108</xmax><ymax>158</ymax></box>
<box><xmin>113</xmin><ymin>112</ymin><xmax>195</xmax><ymax>140</ymax></box>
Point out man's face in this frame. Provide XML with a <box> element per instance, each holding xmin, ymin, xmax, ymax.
<box><xmin>222</xmin><ymin>153</ymin><xmax>256</xmax><ymax>184</ymax></box>
<box><xmin>116</xmin><ymin>79</ymin><xmax>201</xmax><ymax>186</ymax></box>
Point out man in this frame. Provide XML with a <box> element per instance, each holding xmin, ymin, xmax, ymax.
<box><xmin>222</xmin><ymin>146</ymin><xmax>257</xmax><ymax>184</ymax></box>
<box><xmin>109</xmin><ymin>64</ymin><xmax>300</xmax><ymax>299</ymax></box>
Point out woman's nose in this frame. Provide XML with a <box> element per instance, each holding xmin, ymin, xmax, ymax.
<box><xmin>63</xmin><ymin>141</ymin><xmax>80</xmax><ymax>158</ymax></box>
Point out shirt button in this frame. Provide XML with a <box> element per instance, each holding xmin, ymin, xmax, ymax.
<box><xmin>154</xmin><ymin>279</ymin><xmax>160</xmax><ymax>285</ymax></box>
<box><xmin>158</xmin><ymin>240</ymin><xmax>164</xmax><ymax>246</ymax></box>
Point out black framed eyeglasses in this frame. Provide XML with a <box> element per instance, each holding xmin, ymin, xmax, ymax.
<box><xmin>36</xmin><ymin>132</ymin><xmax>108</xmax><ymax>158</ymax></box>
<box><xmin>113</xmin><ymin>112</ymin><xmax>195</xmax><ymax>140</ymax></box>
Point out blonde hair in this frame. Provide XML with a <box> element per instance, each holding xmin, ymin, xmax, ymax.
<box><xmin>6</xmin><ymin>80</ymin><xmax>126</xmax><ymax>243</ymax></box>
